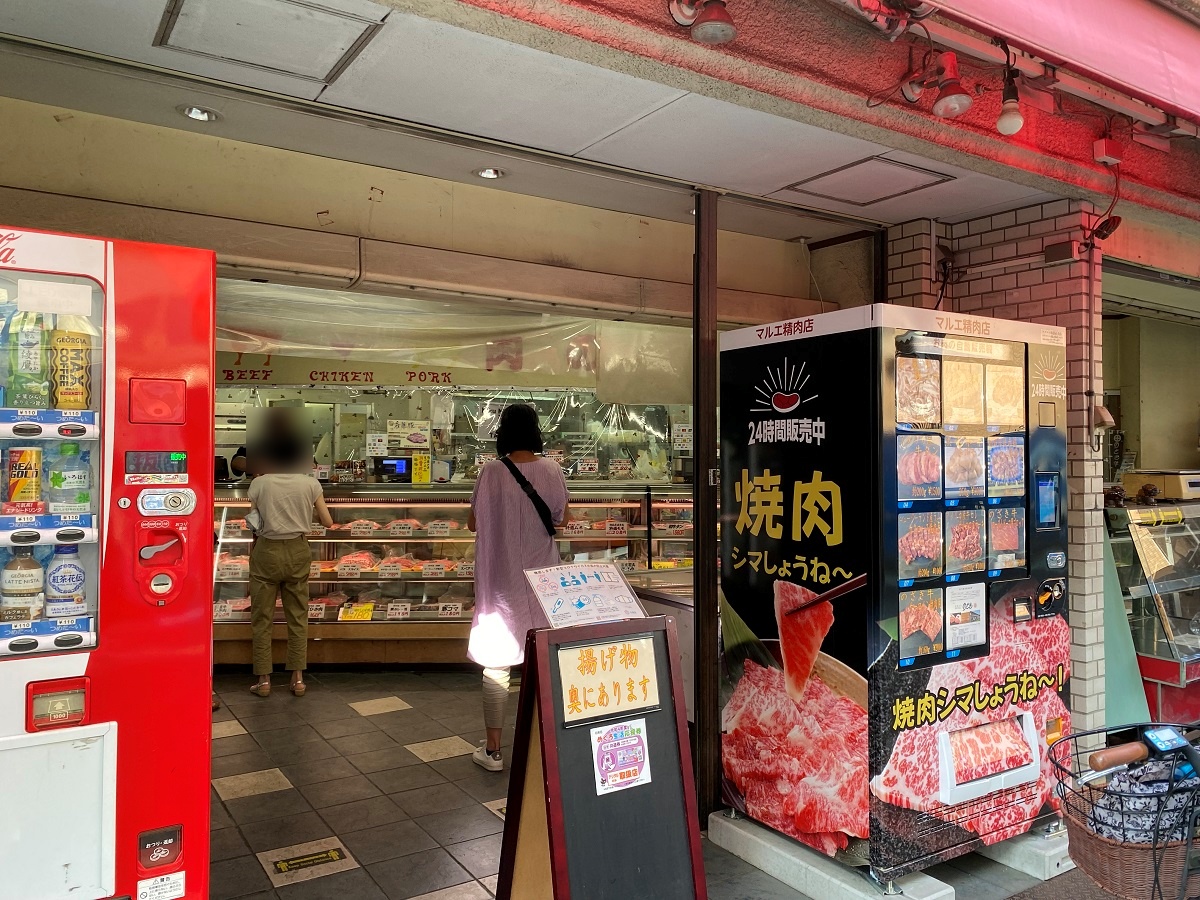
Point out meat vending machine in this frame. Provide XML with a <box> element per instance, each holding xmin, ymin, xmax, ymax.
<box><xmin>719</xmin><ymin>304</ymin><xmax>1071</xmax><ymax>882</ymax></box>
<box><xmin>0</xmin><ymin>226</ymin><xmax>215</xmax><ymax>900</ymax></box>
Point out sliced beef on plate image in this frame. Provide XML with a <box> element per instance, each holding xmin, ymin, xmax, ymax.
<box><xmin>870</xmin><ymin>597</ymin><xmax>1070</xmax><ymax>844</ymax></box>
<box><xmin>721</xmin><ymin>580</ymin><xmax>869</xmax><ymax>856</ymax></box>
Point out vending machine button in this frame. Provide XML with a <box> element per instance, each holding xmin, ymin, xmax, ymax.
<box><xmin>150</xmin><ymin>574</ymin><xmax>174</xmax><ymax>595</ymax></box>
<box><xmin>12</xmin><ymin>423</ymin><xmax>42</xmax><ymax>437</ymax></box>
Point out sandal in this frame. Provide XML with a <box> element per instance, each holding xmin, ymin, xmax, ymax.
<box><xmin>250</xmin><ymin>681</ymin><xmax>271</xmax><ymax>697</ymax></box>
<box><xmin>290</xmin><ymin>678</ymin><xmax>306</xmax><ymax>697</ymax></box>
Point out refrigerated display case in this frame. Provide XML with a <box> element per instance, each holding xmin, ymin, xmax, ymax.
<box><xmin>719</xmin><ymin>305</ymin><xmax>1070</xmax><ymax>882</ymax></box>
<box><xmin>213</xmin><ymin>483</ymin><xmax>692</xmax><ymax>664</ymax></box>
<box><xmin>0</xmin><ymin>227</ymin><xmax>214</xmax><ymax>900</ymax></box>
<box><xmin>1104</xmin><ymin>503</ymin><xmax>1200</xmax><ymax>722</ymax></box>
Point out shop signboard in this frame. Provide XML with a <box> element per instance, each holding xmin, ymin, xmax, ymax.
<box><xmin>388</xmin><ymin>420</ymin><xmax>431</xmax><ymax>449</ymax></box>
<box><xmin>719</xmin><ymin>306</ymin><xmax>1071</xmax><ymax>882</ymax></box>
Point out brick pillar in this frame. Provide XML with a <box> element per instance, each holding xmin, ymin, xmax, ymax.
<box><xmin>887</xmin><ymin>219</ymin><xmax>951</xmax><ymax>308</ymax></box>
<box><xmin>947</xmin><ymin>199</ymin><xmax>1106</xmax><ymax>734</ymax></box>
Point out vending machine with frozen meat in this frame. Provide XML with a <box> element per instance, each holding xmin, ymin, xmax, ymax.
<box><xmin>0</xmin><ymin>226</ymin><xmax>214</xmax><ymax>899</ymax></box>
<box><xmin>719</xmin><ymin>304</ymin><xmax>1070</xmax><ymax>881</ymax></box>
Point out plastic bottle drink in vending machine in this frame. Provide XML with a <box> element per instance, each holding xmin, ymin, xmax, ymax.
<box><xmin>50</xmin><ymin>314</ymin><xmax>100</xmax><ymax>410</ymax></box>
<box><xmin>2</xmin><ymin>547</ymin><xmax>45</xmax><ymax>620</ymax></box>
<box><xmin>45</xmin><ymin>545</ymin><xmax>86</xmax><ymax>617</ymax></box>
<box><xmin>4</xmin><ymin>309</ymin><xmax>51</xmax><ymax>409</ymax></box>
<box><xmin>48</xmin><ymin>443</ymin><xmax>91</xmax><ymax>513</ymax></box>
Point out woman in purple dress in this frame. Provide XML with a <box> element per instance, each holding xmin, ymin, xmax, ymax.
<box><xmin>467</xmin><ymin>405</ymin><xmax>569</xmax><ymax>771</ymax></box>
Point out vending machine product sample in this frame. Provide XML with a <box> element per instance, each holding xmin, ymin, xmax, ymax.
<box><xmin>719</xmin><ymin>305</ymin><xmax>1070</xmax><ymax>881</ymax></box>
<box><xmin>0</xmin><ymin>226</ymin><xmax>215</xmax><ymax>900</ymax></box>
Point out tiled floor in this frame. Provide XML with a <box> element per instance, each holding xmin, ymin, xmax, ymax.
<box><xmin>210</xmin><ymin>670</ymin><xmax>1106</xmax><ymax>900</ymax></box>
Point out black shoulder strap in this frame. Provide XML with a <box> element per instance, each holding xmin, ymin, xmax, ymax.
<box><xmin>500</xmin><ymin>457</ymin><xmax>557</xmax><ymax>537</ymax></box>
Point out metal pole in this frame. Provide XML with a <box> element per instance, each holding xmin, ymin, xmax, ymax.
<box><xmin>693</xmin><ymin>189</ymin><xmax>720</xmax><ymax>822</ymax></box>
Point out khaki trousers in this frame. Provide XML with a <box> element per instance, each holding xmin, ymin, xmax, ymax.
<box><xmin>249</xmin><ymin>535</ymin><xmax>312</xmax><ymax>675</ymax></box>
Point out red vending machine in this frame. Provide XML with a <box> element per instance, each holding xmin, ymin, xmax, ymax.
<box><xmin>0</xmin><ymin>226</ymin><xmax>215</xmax><ymax>900</ymax></box>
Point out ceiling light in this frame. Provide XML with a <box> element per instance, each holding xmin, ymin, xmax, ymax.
<box><xmin>669</xmin><ymin>0</ymin><xmax>737</xmax><ymax>46</ymax></box>
<box><xmin>930</xmin><ymin>53</ymin><xmax>972</xmax><ymax>118</ymax></box>
<box><xmin>177</xmin><ymin>104</ymin><xmax>220</xmax><ymax>123</ymax></box>
<box><xmin>996</xmin><ymin>68</ymin><xmax>1024</xmax><ymax>135</ymax></box>
<box><xmin>474</xmin><ymin>167</ymin><xmax>506</xmax><ymax>180</ymax></box>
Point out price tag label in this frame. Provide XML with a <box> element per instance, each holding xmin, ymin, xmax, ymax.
<box><xmin>337</xmin><ymin>562</ymin><xmax>362</xmax><ymax>579</ymax></box>
<box><xmin>457</xmin><ymin>562</ymin><xmax>475</xmax><ymax>579</ymax></box>
<box><xmin>308</xmin><ymin>525</ymin><xmax>327</xmax><ymax>538</ymax></box>
<box><xmin>438</xmin><ymin>602</ymin><xmax>464</xmax><ymax>618</ymax></box>
<box><xmin>578</xmin><ymin>457</ymin><xmax>599</xmax><ymax>475</ymax></box>
<box><xmin>422</xmin><ymin>563</ymin><xmax>446</xmax><ymax>579</ymax></box>
<box><xmin>389</xmin><ymin>523</ymin><xmax>414</xmax><ymax>537</ymax></box>
<box><xmin>605</xmin><ymin>521</ymin><xmax>629</xmax><ymax>537</ymax></box>
<box><xmin>308</xmin><ymin>602</ymin><xmax>326</xmax><ymax>620</ymax></box>
<box><xmin>562</xmin><ymin>521</ymin><xmax>587</xmax><ymax>537</ymax></box>
<box><xmin>350</xmin><ymin>524</ymin><xmax>375</xmax><ymax>537</ymax></box>
<box><xmin>427</xmin><ymin>522</ymin><xmax>451</xmax><ymax>538</ymax></box>
<box><xmin>213</xmin><ymin>601</ymin><xmax>232</xmax><ymax>620</ymax></box>
<box><xmin>618</xmin><ymin>559</ymin><xmax>639</xmax><ymax>573</ymax></box>
<box><xmin>475</xmin><ymin>453</ymin><xmax>496</xmax><ymax>467</ymax></box>
<box><xmin>338</xmin><ymin>603</ymin><xmax>375</xmax><ymax>621</ymax></box>
<box><xmin>386</xmin><ymin>602</ymin><xmax>411</xmax><ymax>620</ymax></box>
<box><xmin>379</xmin><ymin>562</ymin><xmax>404</xmax><ymax>579</ymax></box>
<box><xmin>217</xmin><ymin>562</ymin><xmax>244</xmax><ymax>581</ymax></box>
<box><xmin>609</xmin><ymin>459</ymin><xmax>632</xmax><ymax>478</ymax></box>
<box><xmin>221</xmin><ymin>524</ymin><xmax>243</xmax><ymax>538</ymax></box>
<box><xmin>664</xmin><ymin>522</ymin><xmax>690</xmax><ymax>536</ymax></box>
<box><xmin>310</xmin><ymin>562</ymin><xmax>322</xmax><ymax>580</ymax></box>
<box><xmin>545</xmin><ymin>449</ymin><xmax>565</xmax><ymax>464</ymax></box>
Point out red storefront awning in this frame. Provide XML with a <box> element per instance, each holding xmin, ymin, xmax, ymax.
<box><xmin>934</xmin><ymin>0</ymin><xmax>1200</xmax><ymax>122</ymax></box>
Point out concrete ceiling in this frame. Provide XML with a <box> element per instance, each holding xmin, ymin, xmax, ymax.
<box><xmin>0</xmin><ymin>0</ymin><xmax>1058</xmax><ymax>236</ymax></box>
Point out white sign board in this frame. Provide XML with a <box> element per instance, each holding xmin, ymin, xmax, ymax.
<box><xmin>524</xmin><ymin>562</ymin><xmax>645</xmax><ymax>629</ymax></box>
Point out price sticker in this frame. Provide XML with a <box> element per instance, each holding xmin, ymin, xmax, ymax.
<box><xmin>308</xmin><ymin>525</ymin><xmax>327</xmax><ymax>538</ymax></box>
<box><xmin>609</xmin><ymin>459</ymin><xmax>632</xmax><ymax>478</ymax></box>
<box><xmin>618</xmin><ymin>559</ymin><xmax>639</xmax><ymax>574</ymax></box>
<box><xmin>337</xmin><ymin>562</ymin><xmax>362</xmax><ymax>579</ymax></box>
<box><xmin>578</xmin><ymin>457</ymin><xmax>599</xmax><ymax>475</ymax></box>
<box><xmin>337</xmin><ymin>603</ymin><xmax>375</xmax><ymax>621</ymax></box>
<box><xmin>310</xmin><ymin>562</ymin><xmax>322</xmax><ymax>580</ymax></box>
<box><xmin>217</xmin><ymin>562</ymin><xmax>245</xmax><ymax>581</ymax></box>
<box><xmin>562</xmin><ymin>521</ymin><xmax>587</xmax><ymax>537</ymax></box>
<box><xmin>664</xmin><ymin>523</ymin><xmax>690</xmax><ymax>536</ymax></box>
<box><xmin>427</xmin><ymin>522</ymin><xmax>451</xmax><ymax>538</ymax></box>
<box><xmin>388</xmin><ymin>523</ymin><xmax>414</xmax><ymax>537</ymax></box>
<box><xmin>605</xmin><ymin>521</ymin><xmax>629</xmax><ymax>537</ymax></box>
<box><xmin>422</xmin><ymin>563</ymin><xmax>446</xmax><ymax>579</ymax></box>
<box><xmin>386</xmin><ymin>602</ymin><xmax>411</xmax><ymax>620</ymax></box>
<box><xmin>438</xmin><ymin>602</ymin><xmax>464</xmax><ymax>618</ymax></box>
<box><xmin>457</xmin><ymin>562</ymin><xmax>475</xmax><ymax>579</ymax></box>
<box><xmin>545</xmin><ymin>449</ymin><xmax>565</xmax><ymax>464</ymax></box>
<box><xmin>379</xmin><ymin>562</ymin><xmax>404</xmax><ymax>579</ymax></box>
<box><xmin>213</xmin><ymin>601</ymin><xmax>232</xmax><ymax>620</ymax></box>
<box><xmin>221</xmin><ymin>524</ymin><xmax>243</xmax><ymax>538</ymax></box>
<box><xmin>307</xmin><ymin>602</ymin><xmax>326</xmax><ymax>620</ymax></box>
<box><xmin>350</xmin><ymin>524</ymin><xmax>375</xmax><ymax>537</ymax></box>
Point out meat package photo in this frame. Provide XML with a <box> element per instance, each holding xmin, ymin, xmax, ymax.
<box><xmin>871</xmin><ymin>596</ymin><xmax>1070</xmax><ymax>848</ymax></box>
<box><xmin>722</xmin><ymin>580</ymin><xmax>868</xmax><ymax>857</ymax></box>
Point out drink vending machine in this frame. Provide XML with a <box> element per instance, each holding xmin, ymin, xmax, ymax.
<box><xmin>0</xmin><ymin>226</ymin><xmax>215</xmax><ymax>900</ymax></box>
<box><xmin>720</xmin><ymin>305</ymin><xmax>1071</xmax><ymax>882</ymax></box>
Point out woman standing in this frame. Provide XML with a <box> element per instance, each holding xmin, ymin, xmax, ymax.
<box><xmin>467</xmin><ymin>405</ymin><xmax>568</xmax><ymax>771</ymax></box>
<box><xmin>247</xmin><ymin>431</ymin><xmax>333</xmax><ymax>697</ymax></box>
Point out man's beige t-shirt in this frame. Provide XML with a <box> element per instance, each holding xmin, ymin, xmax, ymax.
<box><xmin>248</xmin><ymin>474</ymin><xmax>322</xmax><ymax>539</ymax></box>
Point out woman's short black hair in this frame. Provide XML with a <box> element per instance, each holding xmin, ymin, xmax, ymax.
<box><xmin>495</xmin><ymin>404</ymin><xmax>544</xmax><ymax>457</ymax></box>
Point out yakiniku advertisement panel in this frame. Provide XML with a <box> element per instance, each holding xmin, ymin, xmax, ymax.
<box><xmin>720</xmin><ymin>319</ymin><xmax>876</xmax><ymax>863</ymax></box>
<box><xmin>720</xmin><ymin>309</ymin><xmax>1070</xmax><ymax>883</ymax></box>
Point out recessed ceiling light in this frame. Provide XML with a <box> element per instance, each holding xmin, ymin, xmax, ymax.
<box><xmin>177</xmin><ymin>104</ymin><xmax>220</xmax><ymax>122</ymax></box>
<box><xmin>474</xmin><ymin>167</ymin><xmax>506</xmax><ymax>180</ymax></box>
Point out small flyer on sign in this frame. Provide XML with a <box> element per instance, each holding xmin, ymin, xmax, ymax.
<box><xmin>525</xmin><ymin>563</ymin><xmax>645</xmax><ymax>629</ymax></box>
<box><xmin>592</xmin><ymin>718</ymin><xmax>652</xmax><ymax>796</ymax></box>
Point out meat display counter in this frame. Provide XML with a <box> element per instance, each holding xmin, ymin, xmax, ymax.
<box><xmin>213</xmin><ymin>482</ymin><xmax>692</xmax><ymax>665</ymax></box>
<box><xmin>1105</xmin><ymin>502</ymin><xmax>1200</xmax><ymax>722</ymax></box>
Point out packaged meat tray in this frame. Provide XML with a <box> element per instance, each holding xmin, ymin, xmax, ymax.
<box><xmin>896</xmin><ymin>434</ymin><xmax>942</xmax><ymax>501</ymax></box>
<box><xmin>942</xmin><ymin>360</ymin><xmax>985</xmax><ymax>426</ymax></box>
<box><xmin>987</xmin><ymin>436</ymin><xmax>1025</xmax><ymax>497</ymax></box>
<box><xmin>897</xmin><ymin>512</ymin><xmax>943</xmax><ymax>580</ymax></box>
<box><xmin>898</xmin><ymin>588</ymin><xmax>944</xmax><ymax>660</ymax></box>
<box><xmin>943</xmin><ymin>437</ymin><xmax>985</xmax><ymax>499</ymax></box>
<box><xmin>945</xmin><ymin>509</ymin><xmax>986</xmax><ymax>575</ymax></box>
<box><xmin>985</xmin><ymin>365</ymin><xmax>1025</xmax><ymax>429</ymax></box>
<box><xmin>987</xmin><ymin>508</ymin><xmax>1026</xmax><ymax>570</ymax></box>
<box><xmin>895</xmin><ymin>356</ymin><xmax>940</xmax><ymax>427</ymax></box>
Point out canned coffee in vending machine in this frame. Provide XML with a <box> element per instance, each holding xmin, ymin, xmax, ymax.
<box><xmin>0</xmin><ymin>226</ymin><xmax>215</xmax><ymax>900</ymax></box>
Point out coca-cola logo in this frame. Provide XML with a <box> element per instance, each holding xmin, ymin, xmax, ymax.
<box><xmin>0</xmin><ymin>233</ymin><xmax>19</xmax><ymax>265</ymax></box>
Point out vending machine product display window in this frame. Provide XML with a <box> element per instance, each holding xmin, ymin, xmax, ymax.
<box><xmin>720</xmin><ymin>305</ymin><xmax>1070</xmax><ymax>883</ymax></box>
